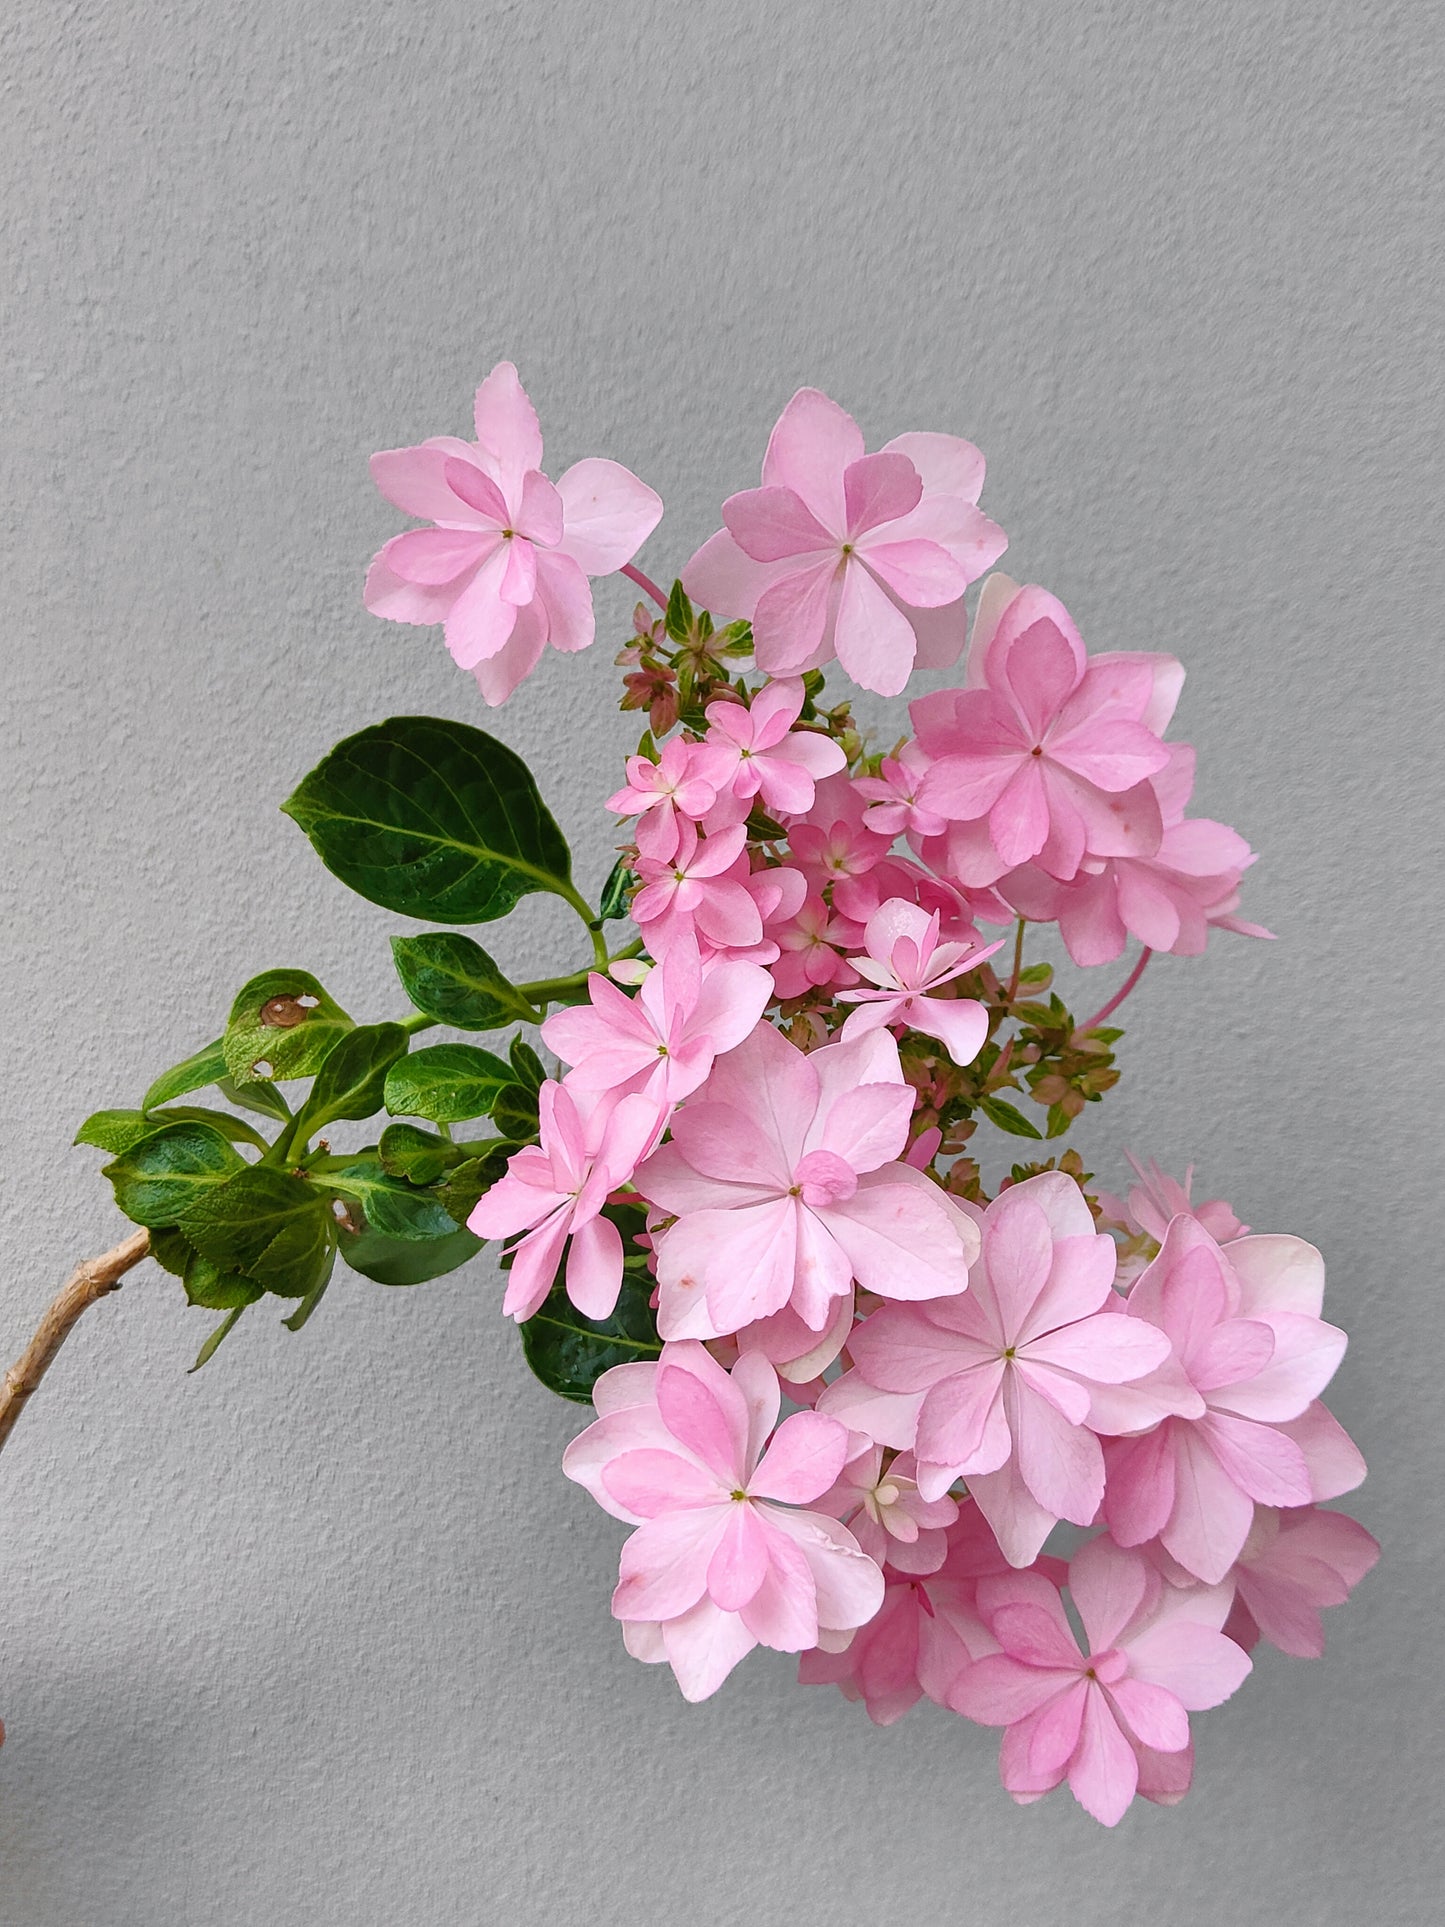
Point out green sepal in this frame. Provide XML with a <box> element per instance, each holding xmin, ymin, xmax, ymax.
<box><xmin>1017</xmin><ymin>962</ymin><xmax>1054</xmax><ymax>990</ymax></box>
<box><xmin>291</xmin><ymin>1022</ymin><xmax>408</xmax><ymax>1142</ymax></box>
<box><xmin>222</xmin><ymin>970</ymin><xmax>354</xmax><ymax>1086</ymax></box>
<box><xmin>390</xmin><ymin>932</ymin><xmax>536</xmax><ymax>1031</ymax></box>
<box><xmin>383</xmin><ymin>1043</ymin><xmax>513</xmax><ymax>1125</ymax></box>
<box><xmin>976</xmin><ymin>1095</ymin><xmax>1044</xmax><ymax>1140</ymax></box>
<box><xmin>664</xmin><ymin>579</ymin><xmax>693</xmax><ymax>643</ymax></box>
<box><xmin>377</xmin><ymin>1123</ymin><xmax>462</xmax><ymax>1185</ymax></box>
<box><xmin>281</xmin><ymin>715</ymin><xmax>575</xmax><ymax>926</ymax></box>
<box><xmin>597</xmin><ymin>858</ymin><xmax>635</xmax><ymax>923</ymax></box>
<box><xmin>102</xmin><ymin>1122</ymin><xmax>246</xmax><ymax>1228</ymax></box>
<box><xmin>141</xmin><ymin>1039</ymin><xmax>230</xmax><ymax>1113</ymax></box>
<box><xmin>180</xmin><ymin>1166</ymin><xmax>336</xmax><ymax>1299</ymax></box>
<box><xmin>76</xmin><ymin>1108</ymin><xmax>269</xmax><ymax>1157</ymax></box>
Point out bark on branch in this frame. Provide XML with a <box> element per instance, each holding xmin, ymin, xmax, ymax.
<box><xmin>0</xmin><ymin>1229</ymin><xmax>151</xmax><ymax>1456</ymax></box>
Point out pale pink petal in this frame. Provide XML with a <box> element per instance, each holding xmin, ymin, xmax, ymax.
<box><xmin>383</xmin><ymin>526</ymin><xmax>493</xmax><ymax>586</ymax></box>
<box><xmin>1161</xmin><ymin>1428</ymin><xmax>1257</xmax><ymax>1583</ymax></box>
<box><xmin>602</xmin><ymin>1448</ymin><xmax>727</xmax><ymax>1518</ymax></box>
<box><xmin>747</xmin><ymin>1412</ymin><xmax>849</xmax><ymax>1504</ymax></box>
<box><xmin>532</xmin><ymin>550</ymin><xmax>595</xmax><ymax>653</ymax></box>
<box><xmin>1067</xmin><ymin>1537</ymin><xmax>1153</xmax><ymax>1652</ymax></box>
<box><xmin>1276</xmin><ymin>1402</ymin><xmax>1368</xmax><ymax>1500</ymax></box>
<box><xmin>1022</xmin><ymin>1311</ymin><xmax>1171</xmax><ymax>1383</ymax></box>
<box><xmin>915</xmin><ymin>1363</ymin><xmax>1010</xmax><ymax>1475</ymax></box>
<box><xmin>499</xmin><ymin>1210</ymin><xmax>571</xmax><ymax>1321</ymax></box>
<box><xmin>966</xmin><ymin>1454</ymin><xmax>1064</xmax><ymax>1567</ymax></box>
<box><xmin>682</xmin><ymin>528</ymin><xmax>793</xmax><ymax>620</ymax></box>
<box><xmin>1225</xmin><ymin>1234</ymin><xmax>1326</xmax><ymax>1319</ymax></box>
<box><xmin>442</xmin><ymin>458</ymin><xmax>511</xmax><ymax>526</ymax></box>
<box><xmin>737</xmin><ymin>1523</ymin><xmax>819</xmax><ymax>1649</ymax></box>
<box><xmin>706</xmin><ymin>1503</ymin><xmax>772</xmax><ymax>1610</ymax></box>
<box><xmin>564</xmin><ymin>1211</ymin><xmax>624</xmax><ymax>1318</ymax></box>
<box><xmin>1026</xmin><ymin>1678</ymin><xmax>1090</xmax><ymax>1775</ymax></box>
<box><xmin>908</xmin><ymin>996</ymin><xmax>991</xmax><ymax>1066</ymax></box>
<box><xmin>554</xmin><ymin>457</ymin><xmax>663</xmax><ymax>573</ymax></box>
<box><xmin>1107</xmin><ymin>1677</ymin><xmax>1190</xmax><ymax>1753</ymax></box>
<box><xmin>881</xmin><ymin>430</ymin><xmax>986</xmax><ymax>502</ymax></box>
<box><xmin>656</xmin><ymin>1353</ymin><xmax>750</xmax><ymax>1485</ymax></box>
<box><xmin>1068</xmin><ymin>1685</ymin><xmax>1139</xmax><ymax>1826</ymax></box>
<box><xmin>981</xmin><ymin>1195</ymin><xmax>1056</xmax><ymax>1340</ymax></box>
<box><xmin>760</xmin><ymin>387</ymin><xmax>863</xmax><ymax>527</ymax></box>
<box><xmin>370</xmin><ymin>441</ymin><xmax>492</xmax><ymax>524</ymax></box>
<box><xmin>1009</xmin><ymin>1375</ymin><xmax>1105</xmax><ymax>1525</ymax></box>
<box><xmin>1102</xmin><ymin>1424</ymin><xmax>1179</xmax><ymax>1546</ymax></box>
<box><xmin>658</xmin><ymin>1597</ymin><xmax>759</xmax><ymax>1701</ymax></box>
<box><xmin>1125</xmin><ymin>1620</ymin><xmax>1252</xmax><ymax>1711</ymax></box>
<box><xmin>612</xmin><ymin>1504</ymin><xmax>731</xmax><ymax>1622</ymax></box>
<box><xmin>752</xmin><ymin>562</ymin><xmax>840</xmax><ymax>675</ymax></box>
<box><xmin>761</xmin><ymin>1507</ymin><xmax>886</xmax><ymax>1631</ymax></box>
<box><xmin>821</xmin><ymin>1176</ymin><xmax>973</xmax><ymax>1300</ymax></box>
<box><xmin>833</xmin><ymin>560</ymin><xmax>920</xmax><ymax>697</ymax></box>
<box><xmin>1199</xmin><ymin>1412</ymin><xmax>1313</xmax><ymax>1507</ymax></box>
<box><xmin>472</xmin><ymin>361</ymin><xmax>543</xmax><ymax>483</ymax></box>
<box><xmin>656</xmin><ymin>1199</ymin><xmax>800</xmax><ymax>1337</ymax></box>
<box><xmin>442</xmin><ymin>544</ymin><xmax>517</xmax><ymax>668</ymax></box>
<box><xmin>1210</xmin><ymin>1313</ymin><xmax>1347</xmax><ymax>1422</ymax></box>
<box><xmin>723</xmin><ymin>485</ymin><xmax>835</xmax><ymax>561</ymax></box>
<box><xmin>950</xmin><ymin>1654</ymin><xmax>1075</xmax><ymax>1725</ymax></box>
<box><xmin>363</xmin><ymin>541</ymin><xmax>473</xmax><ymax>625</ymax></box>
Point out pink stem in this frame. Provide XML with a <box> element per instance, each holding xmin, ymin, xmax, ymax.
<box><xmin>1082</xmin><ymin>948</ymin><xmax>1153</xmax><ymax>1031</ymax></box>
<box><xmin>621</xmin><ymin>562</ymin><xmax>668</xmax><ymax>610</ymax></box>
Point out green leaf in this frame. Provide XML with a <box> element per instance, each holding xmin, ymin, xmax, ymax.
<box><xmin>520</xmin><ymin>1269</ymin><xmax>662</xmax><ymax>1404</ymax></box>
<box><xmin>377</xmin><ymin>1123</ymin><xmax>462</xmax><ymax>1185</ymax></box>
<box><xmin>282</xmin><ymin>1268</ymin><xmax>334</xmax><ymax>1331</ymax></box>
<box><xmin>326</xmin><ymin>1153</ymin><xmax>470</xmax><ymax>1242</ymax></box>
<box><xmin>222</xmin><ymin>969</ymin><xmax>354</xmax><ymax>1086</ymax></box>
<box><xmin>1017</xmin><ymin>962</ymin><xmax>1054</xmax><ymax>990</ymax></box>
<box><xmin>147</xmin><ymin>1225</ymin><xmax>194</xmax><ymax>1278</ymax></box>
<box><xmin>190</xmin><ymin>1306</ymin><xmax>248</xmax><ymax>1373</ymax></box>
<box><xmin>390</xmin><ymin>932</ymin><xmax>536</xmax><ymax>1030</ymax></box>
<box><xmin>337</xmin><ymin>1218</ymin><xmax>482</xmax><ymax>1287</ymax></box>
<box><xmin>181</xmin><ymin>1167</ymin><xmax>335</xmax><ymax>1299</ymax></box>
<box><xmin>433</xmin><ymin>1145</ymin><xmax>514</xmax><ymax>1227</ymax></box>
<box><xmin>141</xmin><ymin>1039</ymin><xmax>230</xmax><ymax>1113</ymax></box>
<box><xmin>183</xmin><ymin>1248</ymin><xmax>266</xmax><ymax>1311</ymax></box>
<box><xmin>490</xmin><ymin>1082</ymin><xmax>540</xmax><ymax>1142</ymax></box>
<box><xmin>976</xmin><ymin>1095</ymin><xmax>1044</xmax><ymax>1141</ymax></box>
<box><xmin>102</xmin><ymin>1123</ymin><xmax>246</xmax><ymax>1228</ymax></box>
<box><xmin>664</xmin><ymin>579</ymin><xmax>693</xmax><ymax>643</ymax></box>
<box><xmin>281</xmin><ymin>716</ymin><xmax>575</xmax><ymax>926</ymax></box>
<box><xmin>292</xmin><ymin>1022</ymin><xmax>408</xmax><ymax>1141</ymax></box>
<box><xmin>216</xmin><ymin>1075</ymin><xmax>292</xmax><ymax>1123</ymax></box>
<box><xmin>1045</xmin><ymin>1103</ymin><xmax>1074</xmax><ymax>1139</ymax></box>
<box><xmin>383</xmin><ymin>1043</ymin><xmax>513</xmax><ymax>1124</ymax></box>
<box><xmin>77</xmin><ymin>1108</ymin><xmax>269</xmax><ymax>1156</ymax></box>
<box><xmin>597</xmin><ymin>858</ymin><xmax>634</xmax><ymax>922</ymax></box>
<box><xmin>508</xmin><ymin>1035</ymin><xmax>545</xmax><ymax>1093</ymax></box>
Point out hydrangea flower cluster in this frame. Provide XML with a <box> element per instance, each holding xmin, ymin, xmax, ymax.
<box><xmin>50</xmin><ymin>364</ymin><xmax>1371</xmax><ymax>1825</ymax></box>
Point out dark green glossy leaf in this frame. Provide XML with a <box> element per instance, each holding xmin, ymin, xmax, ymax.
<box><xmin>490</xmin><ymin>1082</ymin><xmax>540</xmax><ymax>1142</ymax></box>
<box><xmin>390</xmin><ymin>932</ymin><xmax>536</xmax><ymax>1030</ymax></box>
<box><xmin>181</xmin><ymin>1167</ymin><xmax>335</xmax><ymax>1298</ymax></box>
<box><xmin>190</xmin><ymin>1306</ymin><xmax>248</xmax><ymax>1373</ymax></box>
<box><xmin>292</xmin><ymin>1022</ymin><xmax>408</xmax><ymax>1141</ymax></box>
<box><xmin>281</xmin><ymin>715</ymin><xmax>574</xmax><ymax>925</ymax></box>
<box><xmin>434</xmin><ymin>1145</ymin><xmax>514</xmax><ymax>1226</ymax></box>
<box><xmin>102</xmin><ymin>1123</ymin><xmax>246</xmax><ymax>1228</ymax></box>
<box><xmin>976</xmin><ymin>1095</ymin><xmax>1044</xmax><ymax>1140</ymax></box>
<box><xmin>508</xmin><ymin>1035</ymin><xmax>545</xmax><ymax>1093</ymax></box>
<box><xmin>325</xmin><ymin>1153</ymin><xmax>468</xmax><ymax>1242</ymax></box>
<box><xmin>383</xmin><ymin>1044</ymin><xmax>513</xmax><ymax>1124</ymax></box>
<box><xmin>147</xmin><ymin>1225</ymin><xmax>194</xmax><ymax>1278</ymax></box>
<box><xmin>77</xmin><ymin>1108</ymin><xmax>269</xmax><ymax>1156</ymax></box>
<box><xmin>222</xmin><ymin>970</ymin><xmax>354</xmax><ymax>1086</ymax></box>
<box><xmin>337</xmin><ymin>1218</ymin><xmax>483</xmax><ymax>1286</ymax></box>
<box><xmin>141</xmin><ymin>1039</ymin><xmax>230</xmax><ymax>1113</ymax></box>
<box><xmin>377</xmin><ymin>1123</ymin><xmax>462</xmax><ymax>1185</ymax></box>
<box><xmin>598</xmin><ymin>858</ymin><xmax>634</xmax><ymax>922</ymax></box>
<box><xmin>183</xmin><ymin>1248</ymin><xmax>266</xmax><ymax>1311</ymax></box>
<box><xmin>519</xmin><ymin>1268</ymin><xmax>661</xmax><ymax>1404</ymax></box>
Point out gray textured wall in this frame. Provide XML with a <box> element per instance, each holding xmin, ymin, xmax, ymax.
<box><xmin>1</xmin><ymin>3</ymin><xmax>1439</xmax><ymax>1921</ymax></box>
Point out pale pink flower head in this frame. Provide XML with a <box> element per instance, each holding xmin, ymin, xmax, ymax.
<box><xmin>630</xmin><ymin>820</ymin><xmax>763</xmax><ymax>957</ymax></box>
<box><xmin>605</xmin><ymin>737</ymin><xmax>730</xmax><ymax>863</ymax></box>
<box><xmin>1218</xmin><ymin>1504</ymin><xmax>1380</xmax><ymax>1658</ymax></box>
<box><xmin>365</xmin><ymin>362</ymin><xmax>663</xmax><ymax>703</ymax></box>
<box><xmin>682</xmin><ymin>388</ymin><xmax>1007</xmax><ymax>697</ymax></box>
<box><xmin>853</xmin><ymin>741</ymin><xmax>949</xmax><ymax>841</ymax></box>
<box><xmin>837</xmin><ymin>897</ymin><xmax>1002</xmax><ymax>1063</ymax></box>
<box><xmin>542</xmin><ymin>936</ymin><xmax>772</xmax><ymax>1107</ymax></box>
<box><xmin>635</xmin><ymin>1021</ymin><xmax>980</xmax><ymax>1341</ymax></box>
<box><xmin>767</xmin><ymin>894</ymin><xmax>863</xmax><ymax>1000</ymax></box>
<box><xmin>1102</xmin><ymin>1217</ymin><xmax>1360</xmax><ymax>1583</ymax></box>
<box><xmin>468</xmin><ymin>1082</ymin><xmax>665</xmax><ymax>1321</ymax></box>
<box><xmin>841</xmin><ymin>1173</ymin><xmax>1195</xmax><ymax>1565</ymax></box>
<box><xmin>1110</xmin><ymin>1153</ymin><xmax>1250</xmax><ymax>1248</ymax></box>
<box><xmin>816</xmin><ymin>1440</ymin><xmax>960</xmax><ymax>1575</ymax></box>
<box><xmin>561</xmin><ymin>1342</ymin><xmax>885</xmax><ymax>1701</ymax></box>
<box><xmin>703</xmin><ymin>678</ymin><xmax>847</xmax><ymax>816</ymax></box>
<box><xmin>952</xmin><ymin>1534</ymin><xmax>1252</xmax><ymax>1826</ymax></box>
<box><xmin>914</xmin><ymin>584</ymin><xmax>1175</xmax><ymax>879</ymax></box>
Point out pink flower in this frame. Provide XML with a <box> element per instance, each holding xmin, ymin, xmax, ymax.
<box><xmin>562</xmin><ymin>1342</ymin><xmax>885</xmax><ymax>1701</ymax></box>
<box><xmin>467</xmin><ymin>1082</ymin><xmax>663</xmax><ymax>1320</ymax></box>
<box><xmin>816</xmin><ymin>1441</ymin><xmax>959</xmax><ymax>1575</ymax></box>
<box><xmin>365</xmin><ymin>362</ymin><xmax>663</xmax><ymax>704</ymax></box>
<box><xmin>630</xmin><ymin>820</ymin><xmax>763</xmax><ymax>957</ymax></box>
<box><xmin>838</xmin><ymin>1174</ymin><xmax>1193</xmax><ymax>1564</ymax></box>
<box><xmin>1101</xmin><ymin>1217</ymin><xmax>1360</xmax><ymax>1583</ymax></box>
<box><xmin>682</xmin><ymin>388</ymin><xmax>1007</xmax><ymax>697</ymax></box>
<box><xmin>541</xmin><ymin>938</ymin><xmax>772</xmax><ymax>1107</ymax></box>
<box><xmin>702</xmin><ymin>679</ymin><xmax>847</xmax><ymax>815</ymax></box>
<box><xmin>1102</xmin><ymin>1153</ymin><xmax>1250</xmax><ymax>1247</ymax></box>
<box><xmin>1219</xmin><ymin>1504</ymin><xmax>1380</xmax><ymax>1658</ymax></box>
<box><xmin>914</xmin><ymin>584</ymin><xmax>1175</xmax><ymax>878</ymax></box>
<box><xmin>1000</xmin><ymin>745</ymin><xmax>1270</xmax><ymax>964</ymax></box>
<box><xmin>605</xmin><ymin>738</ymin><xmax>729</xmax><ymax>863</ymax></box>
<box><xmin>837</xmin><ymin>898</ymin><xmax>1001</xmax><ymax>1062</ymax></box>
<box><xmin>635</xmin><ymin>1022</ymin><xmax>979</xmax><ymax>1340</ymax></box>
<box><xmin>766</xmin><ymin>894</ymin><xmax>863</xmax><ymax>1000</ymax></box>
<box><xmin>853</xmin><ymin>742</ymin><xmax>949</xmax><ymax>840</ymax></box>
<box><xmin>952</xmin><ymin>1535</ymin><xmax>1251</xmax><ymax>1826</ymax></box>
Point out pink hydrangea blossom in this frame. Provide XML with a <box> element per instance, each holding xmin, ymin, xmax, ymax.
<box><xmin>1101</xmin><ymin>1217</ymin><xmax>1359</xmax><ymax>1583</ymax></box>
<box><xmin>635</xmin><ymin>1022</ymin><xmax>979</xmax><ymax>1340</ymax></box>
<box><xmin>838</xmin><ymin>1173</ymin><xmax>1195</xmax><ymax>1565</ymax></box>
<box><xmin>837</xmin><ymin>898</ymin><xmax>1001</xmax><ymax>1062</ymax></box>
<box><xmin>952</xmin><ymin>1535</ymin><xmax>1251</xmax><ymax>1825</ymax></box>
<box><xmin>683</xmin><ymin>388</ymin><xmax>1007</xmax><ymax>697</ymax></box>
<box><xmin>630</xmin><ymin>820</ymin><xmax>762</xmax><ymax>956</ymax></box>
<box><xmin>541</xmin><ymin>938</ymin><xmax>772</xmax><ymax>1107</ymax></box>
<box><xmin>766</xmin><ymin>894</ymin><xmax>863</xmax><ymax>999</ymax></box>
<box><xmin>365</xmin><ymin>362</ymin><xmax>663</xmax><ymax>703</ymax></box>
<box><xmin>702</xmin><ymin>679</ymin><xmax>847</xmax><ymax>816</ymax></box>
<box><xmin>815</xmin><ymin>1440</ymin><xmax>959</xmax><ymax>1574</ymax></box>
<box><xmin>914</xmin><ymin>583</ymin><xmax>1175</xmax><ymax>877</ymax></box>
<box><xmin>605</xmin><ymin>738</ymin><xmax>729</xmax><ymax>862</ymax></box>
<box><xmin>1098</xmin><ymin>1153</ymin><xmax>1250</xmax><ymax>1248</ymax></box>
<box><xmin>562</xmin><ymin>1342</ymin><xmax>884</xmax><ymax>1701</ymax></box>
<box><xmin>853</xmin><ymin>742</ymin><xmax>949</xmax><ymax>841</ymax></box>
<box><xmin>468</xmin><ymin>1083</ymin><xmax>664</xmax><ymax>1320</ymax></box>
<box><xmin>1218</xmin><ymin>1504</ymin><xmax>1381</xmax><ymax>1658</ymax></box>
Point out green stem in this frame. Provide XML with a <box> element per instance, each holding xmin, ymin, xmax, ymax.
<box><xmin>400</xmin><ymin>1012</ymin><xmax>438</xmax><ymax>1035</ymax></box>
<box><xmin>518</xmin><ymin>939</ymin><xmax>646</xmax><ymax>1012</ymax></box>
<box><xmin>1005</xmin><ymin>918</ymin><xmax>1027</xmax><ymax>1004</ymax></box>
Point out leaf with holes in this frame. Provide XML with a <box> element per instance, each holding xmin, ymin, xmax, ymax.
<box><xmin>223</xmin><ymin>970</ymin><xmax>354</xmax><ymax>1086</ymax></box>
<box><xmin>282</xmin><ymin>715</ymin><xmax>576</xmax><ymax>925</ymax></box>
<box><xmin>383</xmin><ymin>1044</ymin><xmax>513</xmax><ymax>1124</ymax></box>
<box><xmin>102</xmin><ymin>1122</ymin><xmax>247</xmax><ymax>1229</ymax></box>
<box><xmin>390</xmin><ymin>932</ymin><xmax>536</xmax><ymax>1031</ymax></box>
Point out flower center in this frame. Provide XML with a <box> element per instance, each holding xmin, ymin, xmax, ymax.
<box><xmin>730</xmin><ymin>1489</ymin><xmax>748</xmax><ymax>1503</ymax></box>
